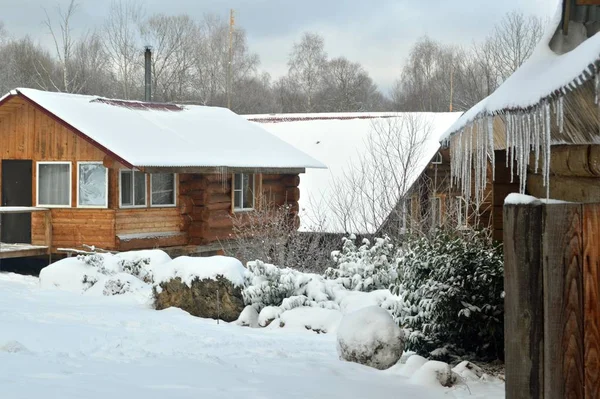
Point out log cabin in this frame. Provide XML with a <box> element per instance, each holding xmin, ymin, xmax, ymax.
<box><xmin>0</xmin><ymin>88</ymin><xmax>324</xmax><ymax>257</ymax></box>
<box><xmin>439</xmin><ymin>0</ymin><xmax>600</xmax><ymax>241</ymax></box>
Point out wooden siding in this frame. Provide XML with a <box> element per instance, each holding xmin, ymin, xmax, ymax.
<box><xmin>180</xmin><ymin>173</ymin><xmax>300</xmax><ymax>245</ymax></box>
<box><xmin>32</xmin><ymin>209</ymin><xmax>116</xmax><ymax>250</ymax></box>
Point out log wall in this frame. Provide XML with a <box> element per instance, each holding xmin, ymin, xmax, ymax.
<box><xmin>180</xmin><ymin>173</ymin><xmax>300</xmax><ymax>245</ymax></box>
<box><xmin>527</xmin><ymin>145</ymin><xmax>600</xmax><ymax>202</ymax></box>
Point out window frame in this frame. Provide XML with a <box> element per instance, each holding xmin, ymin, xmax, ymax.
<box><xmin>431</xmin><ymin>152</ymin><xmax>443</xmax><ymax>165</ymax></box>
<box><xmin>150</xmin><ymin>173</ymin><xmax>177</xmax><ymax>208</ymax></box>
<box><xmin>36</xmin><ymin>161</ymin><xmax>72</xmax><ymax>208</ymax></box>
<box><xmin>119</xmin><ymin>169</ymin><xmax>147</xmax><ymax>208</ymax></box>
<box><xmin>232</xmin><ymin>172</ymin><xmax>255</xmax><ymax>212</ymax></box>
<box><xmin>76</xmin><ymin>161</ymin><xmax>109</xmax><ymax>209</ymax></box>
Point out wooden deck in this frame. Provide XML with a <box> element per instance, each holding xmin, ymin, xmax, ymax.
<box><xmin>0</xmin><ymin>243</ymin><xmax>49</xmax><ymax>259</ymax></box>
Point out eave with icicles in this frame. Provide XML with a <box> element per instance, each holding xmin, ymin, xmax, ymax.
<box><xmin>442</xmin><ymin>0</ymin><xmax>600</xmax><ymax>205</ymax></box>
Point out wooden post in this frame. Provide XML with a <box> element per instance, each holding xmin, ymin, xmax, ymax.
<box><xmin>504</xmin><ymin>202</ymin><xmax>600</xmax><ymax>399</ymax></box>
<box><xmin>44</xmin><ymin>210</ymin><xmax>52</xmax><ymax>256</ymax></box>
<box><xmin>542</xmin><ymin>204</ymin><xmax>584</xmax><ymax>399</ymax></box>
<box><xmin>504</xmin><ymin>202</ymin><xmax>544</xmax><ymax>399</ymax></box>
<box><xmin>583</xmin><ymin>204</ymin><xmax>600</xmax><ymax>398</ymax></box>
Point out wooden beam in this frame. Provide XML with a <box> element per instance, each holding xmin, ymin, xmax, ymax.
<box><xmin>583</xmin><ymin>204</ymin><xmax>600</xmax><ymax>398</ymax></box>
<box><xmin>542</xmin><ymin>204</ymin><xmax>584</xmax><ymax>399</ymax></box>
<box><xmin>504</xmin><ymin>202</ymin><xmax>545</xmax><ymax>399</ymax></box>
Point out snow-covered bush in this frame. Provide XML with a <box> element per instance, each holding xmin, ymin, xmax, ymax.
<box><xmin>325</xmin><ymin>235</ymin><xmax>398</xmax><ymax>292</ymax></box>
<box><xmin>242</xmin><ymin>260</ymin><xmax>337</xmax><ymax>311</ymax></box>
<box><xmin>393</xmin><ymin>230</ymin><xmax>504</xmax><ymax>360</ymax></box>
<box><xmin>336</xmin><ymin>306</ymin><xmax>404</xmax><ymax>370</ymax></box>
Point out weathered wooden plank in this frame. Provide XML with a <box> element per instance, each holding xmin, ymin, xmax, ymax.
<box><xmin>504</xmin><ymin>202</ymin><xmax>544</xmax><ymax>399</ymax></box>
<box><xmin>583</xmin><ymin>204</ymin><xmax>600</xmax><ymax>399</ymax></box>
<box><xmin>543</xmin><ymin>204</ymin><xmax>584</xmax><ymax>399</ymax></box>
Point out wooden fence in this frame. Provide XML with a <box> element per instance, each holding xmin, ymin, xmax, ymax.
<box><xmin>504</xmin><ymin>202</ymin><xmax>599</xmax><ymax>399</ymax></box>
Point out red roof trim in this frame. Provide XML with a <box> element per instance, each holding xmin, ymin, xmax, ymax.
<box><xmin>15</xmin><ymin>91</ymin><xmax>134</xmax><ymax>169</ymax></box>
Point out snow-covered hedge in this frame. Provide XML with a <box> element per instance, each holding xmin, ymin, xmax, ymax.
<box><xmin>393</xmin><ymin>230</ymin><xmax>504</xmax><ymax>360</ymax></box>
<box><xmin>325</xmin><ymin>235</ymin><xmax>398</xmax><ymax>292</ymax></box>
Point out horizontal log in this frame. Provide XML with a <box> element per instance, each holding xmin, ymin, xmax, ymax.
<box><xmin>116</xmin><ymin>233</ymin><xmax>188</xmax><ymax>251</ymax></box>
<box><xmin>281</xmin><ymin>175</ymin><xmax>300</xmax><ymax>187</ymax></box>
<box><xmin>261</xmin><ymin>181</ymin><xmax>286</xmax><ymax>194</ymax></box>
<box><xmin>527</xmin><ymin>173</ymin><xmax>600</xmax><ymax>202</ymax></box>
<box><xmin>260</xmin><ymin>174</ymin><xmax>283</xmax><ymax>182</ymax></box>
<box><xmin>179</xmin><ymin>196</ymin><xmax>194</xmax><ymax>214</ymax></box>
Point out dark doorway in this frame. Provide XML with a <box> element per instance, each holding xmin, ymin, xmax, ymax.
<box><xmin>1</xmin><ymin>160</ymin><xmax>32</xmax><ymax>243</ymax></box>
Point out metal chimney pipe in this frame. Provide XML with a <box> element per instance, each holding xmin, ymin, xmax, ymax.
<box><xmin>144</xmin><ymin>46</ymin><xmax>152</xmax><ymax>102</ymax></box>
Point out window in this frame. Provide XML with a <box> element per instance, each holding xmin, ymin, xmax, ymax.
<box><xmin>77</xmin><ymin>162</ymin><xmax>108</xmax><ymax>208</ymax></box>
<box><xmin>151</xmin><ymin>173</ymin><xmax>176</xmax><ymax>207</ymax></box>
<box><xmin>120</xmin><ymin>170</ymin><xmax>146</xmax><ymax>207</ymax></box>
<box><xmin>37</xmin><ymin>162</ymin><xmax>71</xmax><ymax>207</ymax></box>
<box><xmin>233</xmin><ymin>173</ymin><xmax>254</xmax><ymax>210</ymax></box>
<box><xmin>432</xmin><ymin>152</ymin><xmax>443</xmax><ymax>165</ymax></box>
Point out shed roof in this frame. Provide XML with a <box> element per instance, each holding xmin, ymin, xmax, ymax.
<box><xmin>249</xmin><ymin>112</ymin><xmax>462</xmax><ymax>234</ymax></box>
<box><xmin>4</xmin><ymin>88</ymin><xmax>325</xmax><ymax>171</ymax></box>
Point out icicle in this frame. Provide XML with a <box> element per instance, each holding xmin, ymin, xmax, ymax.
<box><xmin>544</xmin><ymin>101</ymin><xmax>552</xmax><ymax>198</ymax></box>
<box><xmin>558</xmin><ymin>96</ymin><xmax>564</xmax><ymax>134</ymax></box>
<box><xmin>534</xmin><ymin>106</ymin><xmax>540</xmax><ymax>173</ymax></box>
<box><xmin>595</xmin><ymin>72</ymin><xmax>600</xmax><ymax>105</ymax></box>
<box><xmin>487</xmin><ymin>116</ymin><xmax>495</xmax><ymax>180</ymax></box>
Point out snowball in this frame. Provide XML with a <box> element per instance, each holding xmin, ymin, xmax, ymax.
<box><xmin>258</xmin><ymin>306</ymin><xmax>283</xmax><ymax>327</ymax></box>
<box><xmin>153</xmin><ymin>256</ymin><xmax>246</xmax><ymax>287</ymax></box>
<box><xmin>409</xmin><ymin>360</ymin><xmax>459</xmax><ymax>388</ymax></box>
<box><xmin>336</xmin><ymin>306</ymin><xmax>404</xmax><ymax>370</ymax></box>
<box><xmin>235</xmin><ymin>306</ymin><xmax>259</xmax><ymax>328</ymax></box>
<box><xmin>276</xmin><ymin>307</ymin><xmax>342</xmax><ymax>334</ymax></box>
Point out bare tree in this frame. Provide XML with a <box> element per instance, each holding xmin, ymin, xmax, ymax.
<box><xmin>319</xmin><ymin>56</ymin><xmax>381</xmax><ymax>112</ymax></box>
<box><xmin>140</xmin><ymin>14</ymin><xmax>197</xmax><ymax>102</ymax></box>
<box><xmin>287</xmin><ymin>32</ymin><xmax>327</xmax><ymax>112</ymax></box>
<box><xmin>42</xmin><ymin>0</ymin><xmax>80</xmax><ymax>92</ymax></box>
<box><xmin>488</xmin><ymin>11</ymin><xmax>543</xmax><ymax>80</ymax></box>
<box><xmin>103</xmin><ymin>0</ymin><xmax>144</xmax><ymax>99</ymax></box>
<box><xmin>329</xmin><ymin>114</ymin><xmax>434</xmax><ymax>236</ymax></box>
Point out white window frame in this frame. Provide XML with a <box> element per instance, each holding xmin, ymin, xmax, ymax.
<box><xmin>119</xmin><ymin>169</ymin><xmax>147</xmax><ymax>208</ymax></box>
<box><xmin>150</xmin><ymin>173</ymin><xmax>177</xmax><ymax>208</ymax></box>
<box><xmin>432</xmin><ymin>152</ymin><xmax>443</xmax><ymax>165</ymax></box>
<box><xmin>233</xmin><ymin>173</ymin><xmax>255</xmax><ymax>212</ymax></box>
<box><xmin>77</xmin><ymin>162</ymin><xmax>108</xmax><ymax>209</ymax></box>
<box><xmin>36</xmin><ymin>161</ymin><xmax>72</xmax><ymax>208</ymax></box>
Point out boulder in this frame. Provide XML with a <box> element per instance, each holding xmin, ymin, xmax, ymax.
<box><xmin>154</xmin><ymin>275</ymin><xmax>244</xmax><ymax>322</ymax></box>
<box><xmin>336</xmin><ymin>306</ymin><xmax>404</xmax><ymax>370</ymax></box>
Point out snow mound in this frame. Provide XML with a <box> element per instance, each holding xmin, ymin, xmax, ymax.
<box><xmin>84</xmin><ymin>273</ymin><xmax>153</xmax><ymax>304</ymax></box>
<box><xmin>235</xmin><ymin>305</ymin><xmax>259</xmax><ymax>328</ymax></box>
<box><xmin>336</xmin><ymin>306</ymin><xmax>404</xmax><ymax>370</ymax></box>
<box><xmin>258</xmin><ymin>306</ymin><xmax>283</xmax><ymax>327</ymax></box>
<box><xmin>391</xmin><ymin>354</ymin><xmax>428</xmax><ymax>378</ymax></box>
<box><xmin>409</xmin><ymin>360</ymin><xmax>460</xmax><ymax>388</ymax></box>
<box><xmin>153</xmin><ymin>256</ymin><xmax>246</xmax><ymax>287</ymax></box>
<box><xmin>0</xmin><ymin>340</ymin><xmax>30</xmax><ymax>354</ymax></box>
<box><xmin>274</xmin><ymin>307</ymin><xmax>342</xmax><ymax>334</ymax></box>
<box><xmin>452</xmin><ymin>360</ymin><xmax>486</xmax><ymax>381</ymax></box>
<box><xmin>39</xmin><ymin>250</ymin><xmax>171</xmax><ymax>293</ymax></box>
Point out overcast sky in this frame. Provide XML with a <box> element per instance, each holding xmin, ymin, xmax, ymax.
<box><xmin>2</xmin><ymin>0</ymin><xmax>557</xmax><ymax>93</ymax></box>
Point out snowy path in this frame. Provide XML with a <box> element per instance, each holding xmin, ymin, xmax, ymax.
<box><xmin>0</xmin><ymin>273</ymin><xmax>503</xmax><ymax>398</ymax></box>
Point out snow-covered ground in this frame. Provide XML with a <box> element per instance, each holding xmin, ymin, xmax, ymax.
<box><xmin>0</xmin><ymin>272</ymin><xmax>504</xmax><ymax>399</ymax></box>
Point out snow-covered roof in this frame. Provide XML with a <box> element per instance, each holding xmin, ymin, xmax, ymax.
<box><xmin>7</xmin><ymin>88</ymin><xmax>325</xmax><ymax>171</ymax></box>
<box><xmin>443</xmin><ymin>0</ymin><xmax>600</xmax><ymax>141</ymax></box>
<box><xmin>248</xmin><ymin>112</ymin><xmax>462</xmax><ymax>234</ymax></box>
